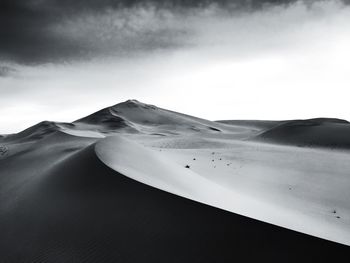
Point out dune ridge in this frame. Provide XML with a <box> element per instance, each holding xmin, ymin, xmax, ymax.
<box><xmin>1</xmin><ymin>139</ymin><xmax>348</xmax><ymax>262</ymax></box>
<box><xmin>95</xmin><ymin>135</ymin><xmax>350</xmax><ymax>246</ymax></box>
<box><xmin>1</xmin><ymin>99</ymin><xmax>350</xmax><ymax>261</ymax></box>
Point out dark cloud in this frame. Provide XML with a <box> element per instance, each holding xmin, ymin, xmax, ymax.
<box><xmin>0</xmin><ymin>0</ymin><xmax>91</xmax><ymax>64</ymax></box>
<box><xmin>0</xmin><ymin>0</ymin><xmax>344</xmax><ymax>64</ymax></box>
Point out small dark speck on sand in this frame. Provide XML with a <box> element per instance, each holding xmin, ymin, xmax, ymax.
<box><xmin>0</xmin><ymin>146</ymin><xmax>8</xmax><ymax>156</ymax></box>
<box><xmin>193</xmin><ymin>158</ymin><xmax>196</xmax><ymax>160</ymax></box>
<box><xmin>185</xmin><ymin>165</ymin><xmax>190</xmax><ymax>169</ymax></box>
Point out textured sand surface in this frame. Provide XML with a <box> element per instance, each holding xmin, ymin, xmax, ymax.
<box><xmin>1</xmin><ymin>100</ymin><xmax>349</xmax><ymax>262</ymax></box>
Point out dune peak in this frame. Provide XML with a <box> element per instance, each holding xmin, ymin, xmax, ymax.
<box><xmin>111</xmin><ymin>99</ymin><xmax>157</xmax><ymax>111</ymax></box>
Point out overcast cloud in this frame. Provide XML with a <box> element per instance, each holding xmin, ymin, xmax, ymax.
<box><xmin>1</xmin><ymin>0</ymin><xmax>337</xmax><ymax>64</ymax></box>
<box><xmin>1</xmin><ymin>0</ymin><xmax>350</xmax><ymax>133</ymax></box>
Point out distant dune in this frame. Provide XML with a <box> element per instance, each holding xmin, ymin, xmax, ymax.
<box><xmin>74</xmin><ymin>100</ymin><xmax>231</xmax><ymax>136</ymax></box>
<box><xmin>1</xmin><ymin>100</ymin><xmax>350</xmax><ymax>262</ymax></box>
<box><xmin>255</xmin><ymin>118</ymin><xmax>350</xmax><ymax>149</ymax></box>
<box><xmin>217</xmin><ymin>119</ymin><xmax>282</xmax><ymax>130</ymax></box>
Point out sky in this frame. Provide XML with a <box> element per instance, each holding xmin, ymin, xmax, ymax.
<box><xmin>1</xmin><ymin>0</ymin><xmax>350</xmax><ymax>133</ymax></box>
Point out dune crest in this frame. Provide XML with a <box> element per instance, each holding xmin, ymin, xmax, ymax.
<box><xmin>95</xmin><ymin>135</ymin><xmax>350</xmax><ymax>246</ymax></box>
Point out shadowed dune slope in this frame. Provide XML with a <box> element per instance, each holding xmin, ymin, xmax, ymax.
<box><xmin>0</xmin><ymin>142</ymin><xmax>348</xmax><ymax>262</ymax></box>
<box><xmin>1</xmin><ymin>121</ymin><xmax>75</xmax><ymax>143</ymax></box>
<box><xmin>254</xmin><ymin>118</ymin><xmax>350</xmax><ymax>149</ymax></box>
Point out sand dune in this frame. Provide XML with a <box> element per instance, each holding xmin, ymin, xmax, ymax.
<box><xmin>217</xmin><ymin>119</ymin><xmax>282</xmax><ymax>131</ymax></box>
<box><xmin>96</xmin><ymin>135</ymin><xmax>350</xmax><ymax>246</ymax></box>
<box><xmin>75</xmin><ymin>100</ymin><xmax>250</xmax><ymax>136</ymax></box>
<box><xmin>0</xmin><ymin>134</ymin><xmax>348</xmax><ymax>262</ymax></box>
<box><xmin>255</xmin><ymin>118</ymin><xmax>350</xmax><ymax>149</ymax></box>
<box><xmin>1</xmin><ymin>100</ymin><xmax>350</xmax><ymax>262</ymax></box>
<box><xmin>2</xmin><ymin>121</ymin><xmax>73</xmax><ymax>143</ymax></box>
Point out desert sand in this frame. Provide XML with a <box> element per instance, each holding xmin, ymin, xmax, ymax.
<box><xmin>0</xmin><ymin>99</ymin><xmax>349</xmax><ymax>262</ymax></box>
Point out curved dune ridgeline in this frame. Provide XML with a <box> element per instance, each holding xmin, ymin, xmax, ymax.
<box><xmin>1</xmin><ymin>100</ymin><xmax>350</xmax><ymax>262</ymax></box>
